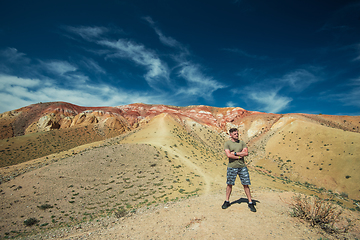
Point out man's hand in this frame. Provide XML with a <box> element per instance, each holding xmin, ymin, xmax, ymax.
<box><xmin>225</xmin><ymin>148</ymin><xmax>248</xmax><ymax>159</ymax></box>
<box><xmin>237</xmin><ymin>148</ymin><xmax>248</xmax><ymax>157</ymax></box>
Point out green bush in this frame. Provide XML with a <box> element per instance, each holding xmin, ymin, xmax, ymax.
<box><xmin>37</xmin><ymin>204</ymin><xmax>53</xmax><ymax>210</ymax></box>
<box><xmin>24</xmin><ymin>218</ymin><xmax>39</xmax><ymax>226</ymax></box>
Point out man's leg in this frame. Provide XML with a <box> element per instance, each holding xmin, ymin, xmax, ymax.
<box><xmin>244</xmin><ymin>184</ymin><xmax>256</xmax><ymax>212</ymax></box>
<box><xmin>243</xmin><ymin>184</ymin><xmax>252</xmax><ymax>203</ymax></box>
<box><xmin>225</xmin><ymin>184</ymin><xmax>233</xmax><ymax>202</ymax></box>
<box><xmin>222</xmin><ymin>184</ymin><xmax>233</xmax><ymax>209</ymax></box>
<box><xmin>222</xmin><ymin>168</ymin><xmax>236</xmax><ymax>209</ymax></box>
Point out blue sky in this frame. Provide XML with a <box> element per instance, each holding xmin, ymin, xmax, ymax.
<box><xmin>0</xmin><ymin>0</ymin><xmax>359</xmax><ymax>115</ymax></box>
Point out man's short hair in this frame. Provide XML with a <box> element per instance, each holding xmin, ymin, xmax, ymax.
<box><xmin>229</xmin><ymin>128</ymin><xmax>238</xmax><ymax>134</ymax></box>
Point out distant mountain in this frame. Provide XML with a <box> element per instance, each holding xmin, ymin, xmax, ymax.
<box><xmin>2</xmin><ymin>101</ymin><xmax>359</xmax><ymax>139</ymax></box>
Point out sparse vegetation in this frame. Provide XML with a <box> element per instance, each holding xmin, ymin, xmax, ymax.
<box><xmin>290</xmin><ymin>195</ymin><xmax>352</xmax><ymax>234</ymax></box>
<box><xmin>0</xmin><ymin>103</ymin><xmax>359</xmax><ymax>239</ymax></box>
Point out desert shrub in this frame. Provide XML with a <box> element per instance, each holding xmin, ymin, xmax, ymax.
<box><xmin>114</xmin><ymin>208</ymin><xmax>127</xmax><ymax>218</ymax></box>
<box><xmin>290</xmin><ymin>195</ymin><xmax>352</xmax><ymax>234</ymax></box>
<box><xmin>24</xmin><ymin>218</ymin><xmax>39</xmax><ymax>226</ymax></box>
<box><xmin>340</xmin><ymin>192</ymin><xmax>348</xmax><ymax>198</ymax></box>
<box><xmin>37</xmin><ymin>204</ymin><xmax>53</xmax><ymax>210</ymax></box>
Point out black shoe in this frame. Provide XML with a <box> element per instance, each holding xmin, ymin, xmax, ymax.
<box><xmin>248</xmin><ymin>203</ymin><xmax>256</xmax><ymax>212</ymax></box>
<box><xmin>222</xmin><ymin>201</ymin><xmax>231</xmax><ymax>209</ymax></box>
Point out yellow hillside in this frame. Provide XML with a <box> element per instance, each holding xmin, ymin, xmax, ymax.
<box><xmin>257</xmin><ymin>118</ymin><xmax>360</xmax><ymax>199</ymax></box>
<box><xmin>120</xmin><ymin>113</ymin><xmax>227</xmax><ymax>197</ymax></box>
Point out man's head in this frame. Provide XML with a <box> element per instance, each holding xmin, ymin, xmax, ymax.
<box><xmin>229</xmin><ymin>128</ymin><xmax>239</xmax><ymax>141</ymax></box>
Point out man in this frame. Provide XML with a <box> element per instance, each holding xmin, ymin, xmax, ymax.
<box><xmin>222</xmin><ymin>128</ymin><xmax>256</xmax><ymax>212</ymax></box>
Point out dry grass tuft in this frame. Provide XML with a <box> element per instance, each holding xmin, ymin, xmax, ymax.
<box><xmin>114</xmin><ymin>208</ymin><xmax>128</xmax><ymax>218</ymax></box>
<box><xmin>290</xmin><ymin>194</ymin><xmax>353</xmax><ymax>234</ymax></box>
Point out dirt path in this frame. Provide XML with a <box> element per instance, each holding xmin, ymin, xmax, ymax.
<box><xmin>121</xmin><ymin>114</ymin><xmax>213</xmax><ymax>195</ymax></box>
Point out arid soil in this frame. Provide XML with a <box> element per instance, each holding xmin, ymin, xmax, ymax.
<box><xmin>2</xmin><ymin>140</ymin><xmax>359</xmax><ymax>240</ymax></box>
<box><xmin>15</xmin><ymin>190</ymin><xmax>360</xmax><ymax>240</ymax></box>
<box><xmin>1</xmin><ymin>104</ymin><xmax>360</xmax><ymax>239</ymax></box>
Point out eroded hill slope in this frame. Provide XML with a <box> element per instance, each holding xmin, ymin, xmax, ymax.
<box><xmin>1</xmin><ymin>112</ymin><xmax>359</xmax><ymax>239</ymax></box>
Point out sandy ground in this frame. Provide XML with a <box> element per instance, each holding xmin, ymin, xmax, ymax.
<box><xmin>16</xmin><ymin>189</ymin><xmax>360</xmax><ymax>240</ymax></box>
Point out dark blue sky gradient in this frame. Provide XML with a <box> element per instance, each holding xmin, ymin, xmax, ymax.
<box><xmin>0</xmin><ymin>0</ymin><xmax>359</xmax><ymax>115</ymax></box>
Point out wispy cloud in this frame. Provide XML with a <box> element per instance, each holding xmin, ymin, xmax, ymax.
<box><xmin>342</xmin><ymin>78</ymin><xmax>360</xmax><ymax>107</ymax></box>
<box><xmin>62</xmin><ymin>26</ymin><xmax>109</xmax><ymax>41</ymax></box>
<box><xmin>80</xmin><ymin>58</ymin><xmax>106</xmax><ymax>74</ymax></box>
<box><xmin>0</xmin><ymin>47</ymin><xmax>30</xmax><ymax>64</ymax></box>
<box><xmin>247</xmin><ymin>89</ymin><xmax>292</xmax><ymax>113</ymax></box>
<box><xmin>64</xmin><ymin>25</ymin><xmax>172</xmax><ymax>90</ymax></box>
<box><xmin>279</xmin><ymin>69</ymin><xmax>320</xmax><ymax>92</ymax></box>
<box><xmin>143</xmin><ymin>16</ymin><xmax>182</xmax><ymax>49</ymax></box>
<box><xmin>0</xmin><ymin>47</ymin><xmax>32</xmax><ymax>75</ymax></box>
<box><xmin>98</xmin><ymin>38</ymin><xmax>170</xmax><ymax>89</ymax></box>
<box><xmin>235</xmin><ymin>68</ymin><xmax>321</xmax><ymax>113</ymax></box>
<box><xmin>353</xmin><ymin>43</ymin><xmax>360</xmax><ymax>61</ymax></box>
<box><xmin>41</xmin><ymin>60</ymin><xmax>77</xmax><ymax>76</ymax></box>
<box><xmin>144</xmin><ymin>17</ymin><xmax>225</xmax><ymax>99</ymax></box>
<box><xmin>177</xmin><ymin>64</ymin><xmax>226</xmax><ymax>100</ymax></box>
<box><xmin>0</xmin><ymin>19</ymin><xmax>226</xmax><ymax>113</ymax></box>
<box><xmin>322</xmin><ymin>77</ymin><xmax>360</xmax><ymax>108</ymax></box>
<box><xmin>226</xmin><ymin>101</ymin><xmax>236</xmax><ymax>107</ymax></box>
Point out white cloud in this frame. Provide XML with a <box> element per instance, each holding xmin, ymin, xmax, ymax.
<box><xmin>63</xmin><ymin>26</ymin><xmax>108</xmax><ymax>41</ymax></box>
<box><xmin>0</xmin><ymin>92</ymin><xmax>36</xmax><ymax>113</ymax></box>
<box><xmin>0</xmin><ymin>47</ymin><xmax>30</xmax><ymax>64</ymax></box>
<box><xmin>0</xmin><ymin>48</ymin><xmax>32</xmax><ymax>75</ymax></box>
<box><xmin>41</xmin><ymin>60</ymin><xmax>77</xmax><ymax>75</ymax></box>
<box><xmin>280</xmin><ymin>69</ymin><xmax>320</xmax><ymax>92</ymax></box>
<box><xmin>144</xmin><ymin>16</ymin><xmax>182</xmax><ymax>49</ymax></box>
<box><xmin>226</xmin><ymin>101</ymin><xmax>236</xmax><ymax>107</ymax></box>
<box><xmin>80</xmin><ymin>58</ymin><xmax>106</xmax><ymax>74</ymax></box>
<box><xmin>322</xmin><ymin>77</ymin><xmax>360</xmax><ymax>108</ymax></box>
<box><xmin>177</xmin><ymin>64</ymin><xmax>226</xmax><ymax>100</ymax></box>
<box><xmin>0</xmin><ymin>74</ymin><xmax>167</xmax><ymax>113</ymax></box>
<box><xmin>142</xmin><ymin>19</ymin><xmax>225</xmax><ymax>100</ymax></box>
<box><xmin>63</xmin><ymin>25</ymin><xmax>171</xmax><ymax>89</ymax></box>
<box><xmin>98</xmin><ymin>39</ymin><xmax>170</xmax><ymax>88</ymax></box>
<box><xmin>0</xmin><ymin>75</ymin><xmax>41</xmax><ymax>89</ymax></box>
<box><xmin>235</xmin><ymin>67</ymin><xmax>321</xmax><ymax>113</ymax></box>
<box><xmin>62</xmin><ymin>23</ymin><xmax>225</xmax><ymax>100</ymax></box>
<box><xmin>0</xmin><ymin>22</ymin><xmax>227</xmax><ymax>113</ymax></box>
<box><xmin>248</xmin><ymin>90</ymin><xmax>292</xmax><ymax>113</ymax></box>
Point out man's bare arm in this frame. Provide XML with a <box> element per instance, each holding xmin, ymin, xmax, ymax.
<box><xmin>237</xmin><ymin>147</ymin><xmax>248</xmax><ymax>157</ymax></box>
<box><xmin>224</xmin><ymin>148</ymin><xmax>248</xmax><ymax>159</ymax></box>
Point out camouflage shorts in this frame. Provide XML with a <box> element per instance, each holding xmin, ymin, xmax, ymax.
<box><xmin>226</xmin><ymin>167</ymin><xmax>251</xmax><ymax>186</ymax></box>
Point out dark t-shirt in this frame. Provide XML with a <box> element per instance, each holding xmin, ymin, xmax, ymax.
<box><xmin>224</xmin><ymin>140</ymin><xmax>247</xmax><ymax>168</ymax></box>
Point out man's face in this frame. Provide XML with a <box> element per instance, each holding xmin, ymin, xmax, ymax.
<box><xmin>230</xmin><ymin>131</ymin><xmax>239</xmax><ymax>140</ymax></box>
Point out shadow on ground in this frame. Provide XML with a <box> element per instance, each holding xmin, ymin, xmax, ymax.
<box><xmin>230</xmin><ymin>197</ymin><xmax>260</xmax><ymax>206</ymax></box>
